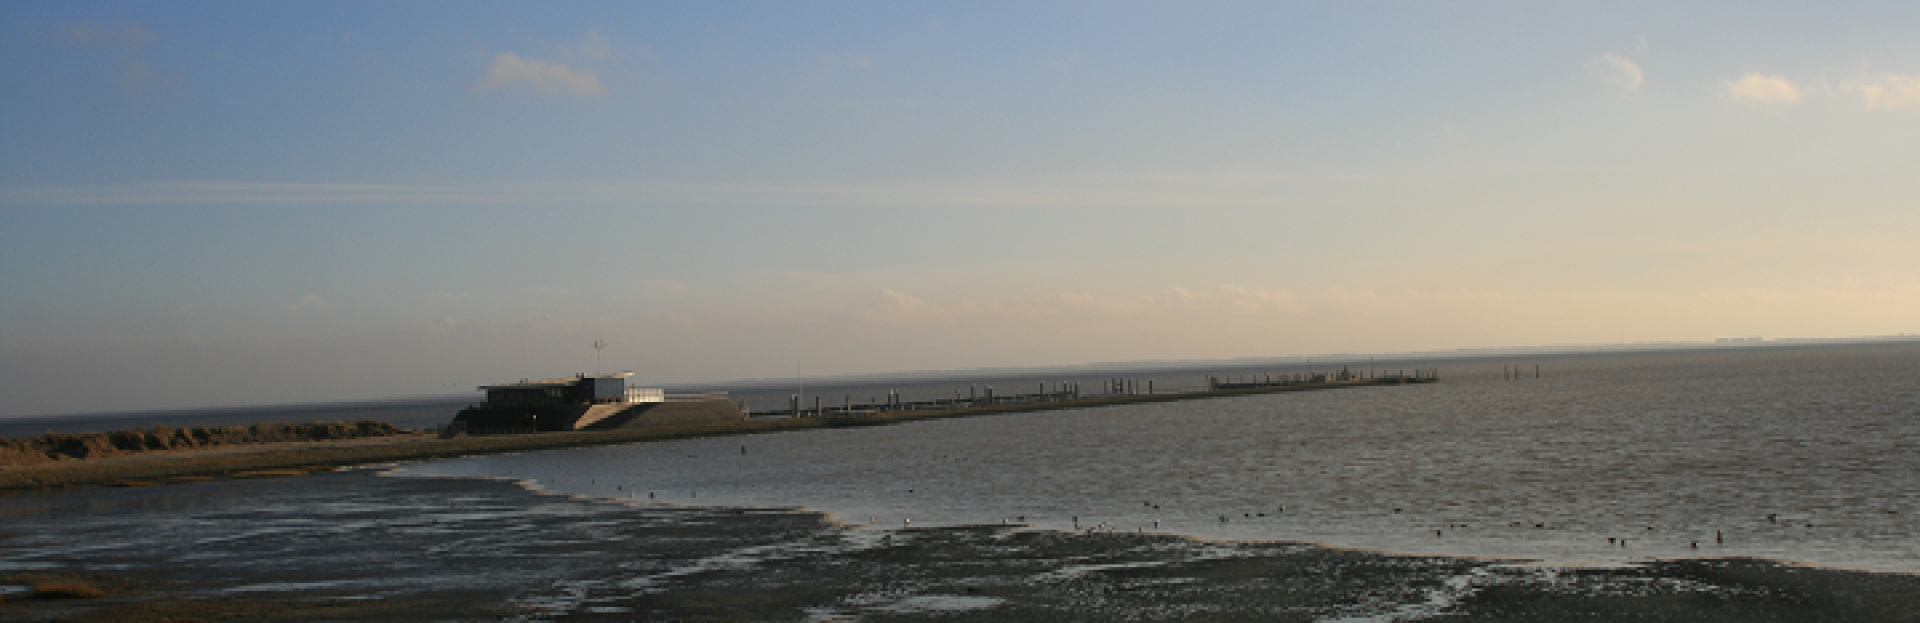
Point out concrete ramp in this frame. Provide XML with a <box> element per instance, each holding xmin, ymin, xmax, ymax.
<box><xmin>571</xmin><ymin>403</ymin><xmax>636</xmax><ymax>431</ymax></box>
<box><xmin>583</xmin><ymin>400</ymin><xmax>742</xmax><ymax>430</ymax></box>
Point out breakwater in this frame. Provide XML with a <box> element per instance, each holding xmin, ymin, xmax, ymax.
<box><xmin>758</xmin><ymin>369</ymin><xmax>1437</xmax><ymax>418</ymax></box>
<box><xmin>0</xmin><ymin>375</ymin><xmax>1433</xmax><ymax>491</ymax></box>
<box><xmin>0</xmin><ymin>421</ymin><xmax>401</xmax><ymax>467</ymax></box>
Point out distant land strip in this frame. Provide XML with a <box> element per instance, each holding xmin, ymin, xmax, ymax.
<box><xmin>0</xmin><ymin>378</ymin><xmax>1428</xmax><ymax>492</ymax></box>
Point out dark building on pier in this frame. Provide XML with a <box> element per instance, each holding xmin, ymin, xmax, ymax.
<box><xmin>481</xmin><ymin>374</ymin><xmax>630</xmax><ymax>407</ymax></box>
<box><xmin>450</xmin><ymin>372</ymin><xmax>741</xmax><ymax>435</ymax></box>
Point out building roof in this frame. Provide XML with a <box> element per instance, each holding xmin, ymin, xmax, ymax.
<box><xmin>477</xmin><ymin>372</ymin><xmax>632</xmax><ymax>391</ymax></box>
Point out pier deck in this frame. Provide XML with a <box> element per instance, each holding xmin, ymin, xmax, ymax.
<box><xmin>754</xmin><ymin>372</ymin><xmax>1436</xmax><ymax>419</ymax></box>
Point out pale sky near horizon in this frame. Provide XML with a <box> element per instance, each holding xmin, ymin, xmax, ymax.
<box><xmin>3</xmin><ymin>2</ymin><xmax>1917</xmax><ymax>417</ymax></box>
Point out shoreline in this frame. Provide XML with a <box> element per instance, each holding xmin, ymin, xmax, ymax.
<box><xmin>455</xmin><ymin>464</ymin><xmax>1920</xmax><ymax>580</ymax></box>
<box><xmin>9</xmin><ymin>373</ymin><xmax>1919</xmax><ymax>618</ymax></box>
<box><xmin>10</xmin><ymin>376</ymin><xmax>1913</xmax><ymax>582</ymax></box>
<box><xmin>4</xmin><ymin>469</ymin><xmax>1915</xmax><ymax>621</ymax></box>
<box><xmin>2</xmin><ymin>378</ymin><xmax>1421</xmax><ymax>492</ymax></box>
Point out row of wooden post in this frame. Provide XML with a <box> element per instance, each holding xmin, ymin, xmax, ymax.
<box><xmin>1504</xmin><ymin>365</ymin><xmax>1540</xmax><ymax>380</ymax></box>
<box><xmin>785</xmin><ymin>381</ymin><xmax>1089</xmax><ymax>417</ymax></box>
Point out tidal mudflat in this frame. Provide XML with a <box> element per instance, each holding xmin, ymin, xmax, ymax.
<box><xmin>3</xmin><ymin>469</ymin><xmax>1917</xmax><ymax>621</ymax></box>
<box><xmin>4</xmin><ymin>344</ymin><xmax>1915</xmax><ymax>620</ymax></box>
<box><xmin>408</xmin><ymin>344</ymin><xmax>1920</xmax><ymax>574</ymax></box>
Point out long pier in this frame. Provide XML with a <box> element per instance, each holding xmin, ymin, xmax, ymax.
<box><xmin>2</xmin><ymin>371</ymin><xmax>1439</xmax><ymax>491</ymax></box>
<box><xmin>752</xmin><ymin>368</ymin><xmax>1439</xmax><ymax>419</ymax></box>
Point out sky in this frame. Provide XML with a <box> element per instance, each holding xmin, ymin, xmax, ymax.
<box><xmin>3</xmin><ymin>2</ymin><xmax>1917</xmax><ymax>417</ymax></box>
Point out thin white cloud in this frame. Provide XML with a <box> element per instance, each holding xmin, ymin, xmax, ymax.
<box><xmin>476</xmin><ymin>52</ymin><xmax>606</xmax><ymax>97</ymax></box>
<box><xmin>56</xmin><ymin>21</ymin><xmax>154</xmax><ymax>47</ymax></box>
<box><xmin>852</xmin><ymin>285</ymin><xmax>1313</xmax><ymax>328</ymax></box>
<box><xmin>115</xmin><ymin>21</ymin><xmax>156</xmax><ymax>48</ymax></box>
<box><xmin>2</xmin><ymin>175</ymin><xmax>1357</xmax><ymax>208</ymax></box>
<box><xmin>1848</xmin><ymin>73</ymin><xmax>1920</xmax><ymax>110</ymax></box>
<box><xmin>57</xmin><ymin>21</ymin><xmax>153</xmax><ymax>47</ymax></box>
<box><xmin>1</xmin><ymin>182</ymin><xmax>492</xmax><ymax>204</ymax></box>
<box><xmin>59</xmin><ymin>23</ymin><xmax>110</xmax><ymax>45</ymax></box>
<box><xmin>1588</xmin><ymin>53</ymin><xmax>1643</xmax><ymax>94</ymax></box>
<box><xmin>861</xmin><ymin>289</ymin><xmax>952</xmax><ymax>325</ymax></box>
<box><xmin>48</xmin><ymin>21</ymin><xmax>172</xmax><ymax>91</ymax></box>
<box><xmin>552</xmin><ymin>29</ymin><xmax>648</xmax><ymax>63</ymax></box>
<box><xmin>817</xmin><ymin>52</ymin><xmax>874</xmax><ymax>74</ymax></box>
<box><xmin>118</xmin><ymin>59</ymin><xmax>153</xmax><ymax>90</ymax></box>
<box><xmin>1724</xmin><ymin>73</ymin><xmax>1803</xmax><ymax>103</ymax></box>
<box><xmin>577</xmin><ymin>29</ymin><xmax>610</xmax><ymax>59</ymax></box>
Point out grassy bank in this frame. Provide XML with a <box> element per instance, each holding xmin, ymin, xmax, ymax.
<box><xmin>1</xmin><ymin>378</ymin><xmax>1424</xmax><ymax>492</ymax></box>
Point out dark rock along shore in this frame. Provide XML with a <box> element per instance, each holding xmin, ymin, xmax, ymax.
<box><xmin>2</xmin><ymin>469</ymin><xmax>1915</xmax><ymax>621</ymax></box>
<box><xmin>0</xmin><ymin>421</ymin><xmax>401</xmax><ymax>466</ymax></box>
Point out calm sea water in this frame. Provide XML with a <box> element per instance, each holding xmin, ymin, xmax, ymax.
<box><xmin>399</xmin><ymin>343</ymin><xmax>1920</xmax><ymax>573</ymax></box>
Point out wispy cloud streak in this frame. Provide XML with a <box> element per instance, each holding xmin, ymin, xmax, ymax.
<box><xmin>476</xmin><ymin>52</ymin><xmax>606</xmax><ymax>97</ymax></box>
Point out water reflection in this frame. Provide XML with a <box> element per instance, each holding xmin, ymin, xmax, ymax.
<box><xmin>400</xmin><ymin>345</ymin><xmax>1920</xmax><ymax>572</ymax></box>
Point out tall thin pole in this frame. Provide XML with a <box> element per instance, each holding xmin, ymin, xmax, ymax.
<box><xmin>592</xmin><ymin>340</ymin><xmax>607</xmax><ymax>375</ymax></box>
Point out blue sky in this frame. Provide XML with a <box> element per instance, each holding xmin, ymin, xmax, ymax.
<box><xmin>3</xmin><ymin>2</ymin><xmax>1917</xmax><ymax>416</ymax></box>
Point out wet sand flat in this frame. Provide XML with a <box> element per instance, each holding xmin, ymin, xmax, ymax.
<box><xmin>3</xmin><ymin>470</ymin><xmax>1915</xmax><ymax>621</ymax></box>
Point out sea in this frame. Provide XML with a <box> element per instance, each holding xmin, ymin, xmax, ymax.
<box><xmin>10</xmin><ymin>342</ymin><xmax>1919</xmax><ymax>573</ymax></box>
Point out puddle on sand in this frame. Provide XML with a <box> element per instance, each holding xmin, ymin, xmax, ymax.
<box><xmin>871</xmin><ymin>594</ymin><xmax>1006</xmax><ymax>613</ymax></box>
<box><xmin>0</xmin><ymin>471</ymin><xmax>1908</xmax><ymax>620</ymax></box>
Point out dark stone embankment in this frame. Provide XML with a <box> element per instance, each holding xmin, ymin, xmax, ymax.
<box><xmin>1</xmin><ymin>378</ymin><xmax>1421</xmax><ymax>491</ymax></box>
<box><xmin>2</xmin><ymin>470</ymin><xmax>1914</xmax><ymax>621</ymax></box>
<box><xmin>0</xmin><ymin>421</ymin><xmax>400</xmax><ymax>467</ymax></box>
